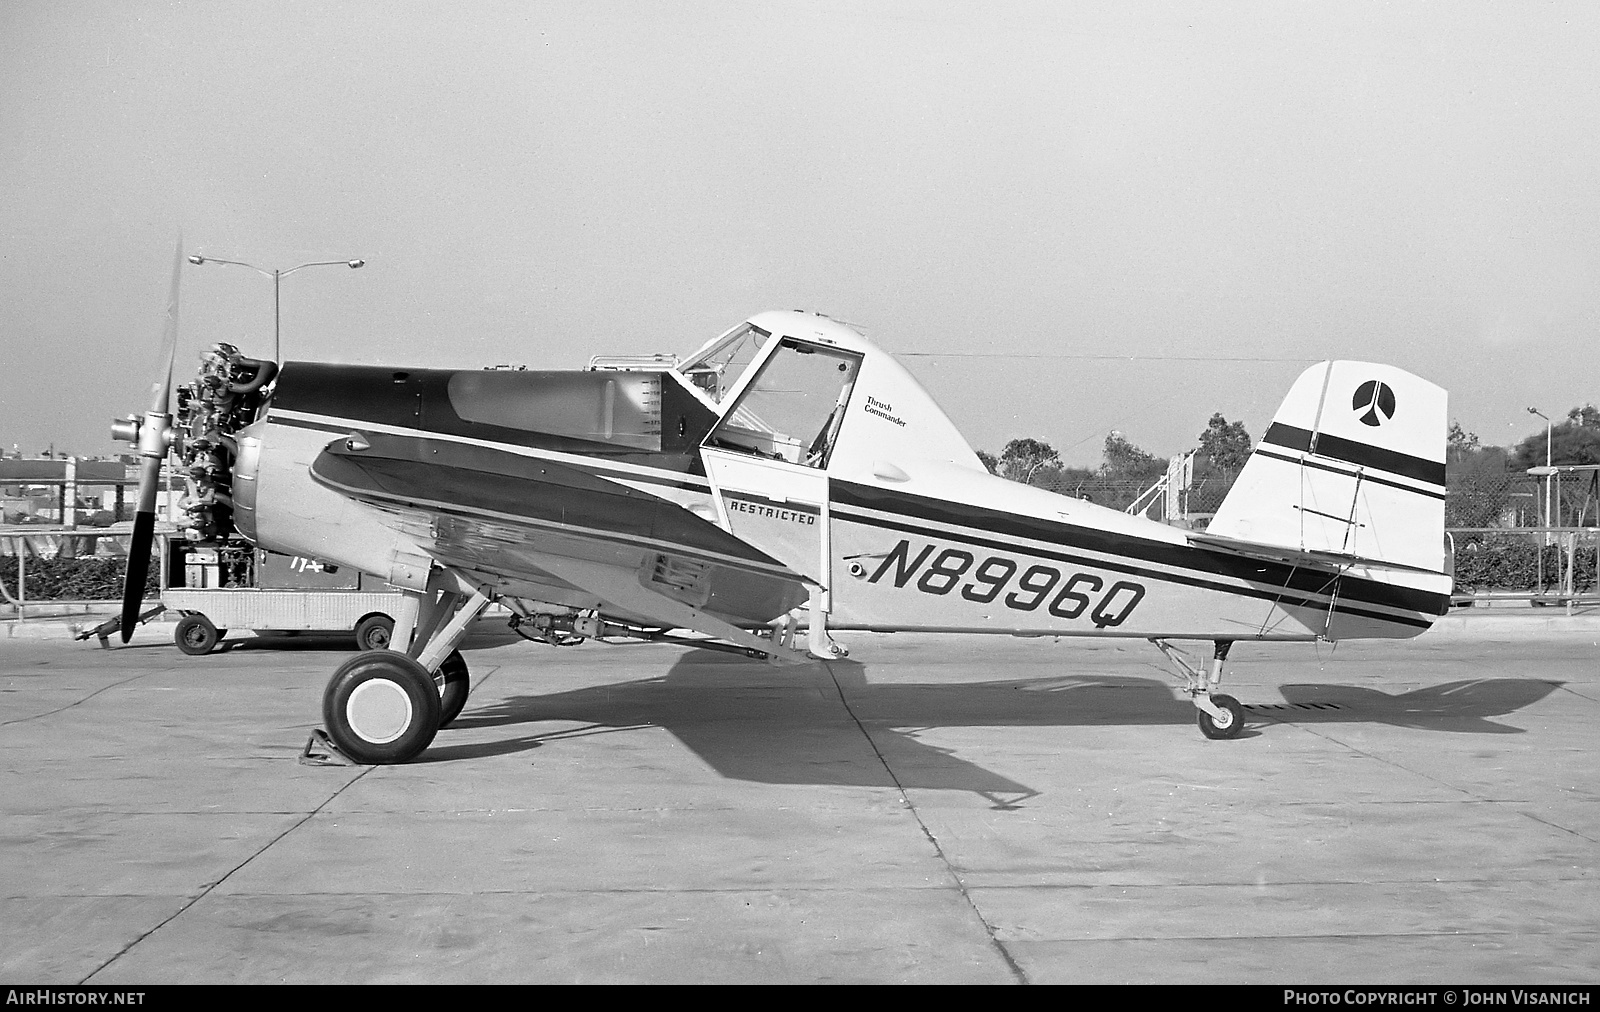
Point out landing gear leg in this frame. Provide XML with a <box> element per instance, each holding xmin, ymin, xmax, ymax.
<box><xmin>806</xmin><ymin>587</ymin><xmax>848</xmax><ymax>659</ymax></box>
<box><xmin>1151</xmin><ymin>638</ymin><xmax>1245</xmax><ymax>740</ymax></box>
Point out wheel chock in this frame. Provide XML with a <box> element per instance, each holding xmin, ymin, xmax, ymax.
<box><xmin>299</xmin><ymin>728</ymin><xmax>359</xmax><ymax>767</ymax></box>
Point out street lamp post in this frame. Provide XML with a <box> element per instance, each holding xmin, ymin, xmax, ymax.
<box><xmin>1527</xmin><ymin>407</ymin><xmax>1553</xmax><ymax>530</ymax></box>
<box><xmin>187</xmin><ymin>255</ymin><xmax>364</xmax><ymax>362</ymax></box>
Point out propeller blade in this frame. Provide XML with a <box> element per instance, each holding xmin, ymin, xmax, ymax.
<box><xmin>148</xmin><ymin>236</ymin><xmax>183</xmax><ymax>415</ymax></box>
<box><xmin>119</xmin><ymin>239</ymin><xmax>183</xmax><ymax>642</ymax></box>
<box><xmin>120</xmin><ymin>497</ymin><xmax>158</xmax><ymax>642</ymax></box>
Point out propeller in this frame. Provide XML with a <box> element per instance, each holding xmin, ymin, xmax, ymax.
<box><xmin>112</xmin><ymin>240</ymin><xmax>184</xmax><ymax>642</ymax></box>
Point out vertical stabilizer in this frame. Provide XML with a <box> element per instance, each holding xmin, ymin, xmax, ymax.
<box><xmin>1209</xmin><ymin>361</ymin><xmax>1447</xmax><ymax>572</ymax></box>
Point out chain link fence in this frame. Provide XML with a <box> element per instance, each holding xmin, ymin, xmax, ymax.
<box><xmin>7</xmin><ymin>468</ymin><xmax>1596</xmax><ymax>607</ymax></box>
<box><xmin>1444</xmin><ymin>469</ymin><xmax>1599</xmax><ymax>603</ymax></box>
<box><xmin>1028</xmin><ymin>468</ymin><xmax>1240</xmax><ymax>522</ymax></box>
<box><xmin>1024</xmin><ymin>465</ymin><xmax>1599</xmax><ymax>603</ymax></box>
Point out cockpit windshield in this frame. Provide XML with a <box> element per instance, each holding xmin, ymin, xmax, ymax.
<box><xmin>704</xmin><ymin>338</ymin><xmax>862</xmax><ymax>469</ymax></box>
<box><xmin>675</xmin><ymin>323</ymin><xmax>769</xmax><ymax>404</ymax></box>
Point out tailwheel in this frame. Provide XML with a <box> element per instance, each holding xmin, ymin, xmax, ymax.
<box><xmin>1197</xmin><ymin>693</ymin><xmax>1246</xmax><ymax>740</ymax></box>
<box><xmin>436</xmin><ymin>650</ymin><xmax>470</xmax><ymax>727</ymax></box>
<box><xmin>323</xmin><ymin>650</ymin><xmax>442</xmax><ymax>764</ymax></box>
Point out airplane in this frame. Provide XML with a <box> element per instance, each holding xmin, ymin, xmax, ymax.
<box><xmin>112</xmin><ymin>260</ymin><xmax>1454</xmax><ymax>764</ymax></box>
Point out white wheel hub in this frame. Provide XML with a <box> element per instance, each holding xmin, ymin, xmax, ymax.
<box><xmin>346</xmin><ymin>678</ymin><xmax>414</xmax><ymax>744</ymax></box>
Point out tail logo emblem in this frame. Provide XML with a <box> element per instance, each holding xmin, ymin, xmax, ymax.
<box><xmin>1352</xmin><ymin>380</ymin><xmax>1396</xmax><ymax>427</ymax></box>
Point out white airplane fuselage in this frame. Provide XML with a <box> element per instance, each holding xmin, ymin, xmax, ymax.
<box><xmin>235</xmin><ymin>379</ymin><xmax>1448</xmax><ymax>644</ymax></box>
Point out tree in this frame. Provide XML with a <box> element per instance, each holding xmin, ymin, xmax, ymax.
<box><xmin>1197</xmin><ymin>413</ymin><xmax>1252</xmax><ymax>473</ymax></box>
<box><xmin>1446</xmin><ymin>421</ymin><xmax>1481</xmax><ymax>464</ymax></box>
<box><xmin>1044</xmin><ymin>465</ymin><xmax>1099</xmax><ymax>497</ymax></box>
<box><xmin>1511</xmin><ymin>406</ymin><xmax>1600</xmax><ymax>470</ymax></box>
<box><xmin>1441</xmin><ymin>420</ymin><xmax>1517</xmax><ymax>528</ymax></box>
<box><xmin>1100</xmin><ymin>431</ymin><xmax>1163</xmax><ymax>480</ymax></box>
<box><xmin>975</xmin><ymin>449</ymin><xmax>999</xmax><ymax>475</ymax></box>
<box><xmin>998</xmin><ymin>437</ymin><xmax>1060</xmax><ymax>484</ymax></box>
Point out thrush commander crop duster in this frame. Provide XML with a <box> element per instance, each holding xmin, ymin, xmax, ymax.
<box><xmin>113</xmin><ymin>257</ymin><xmax>1453</xmax><ymax>764</ymax></box>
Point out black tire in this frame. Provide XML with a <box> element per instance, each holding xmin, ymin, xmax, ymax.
<box><xmin>355</xmin><ymin>613</ymin><xmax>396</xmax><ymax>652</ymax></box>
<box><xmin>1197</xmin><ymin>693</ymin><xmax>1246</xmax><ymax>740</ymax></box>
<box><xmin>323</xmin><ymin>651</ymin><xmax>442</xmax><ymax>764</ymax></box>
<box><xmin>174</xmin><ymin>614</ymin><xmax>221</xmax><ymax>656</ymax></box>
<box><xmin>436</xmin><ymin>650</ymin><xmax>470</xmax><ymax>727</ymax></box>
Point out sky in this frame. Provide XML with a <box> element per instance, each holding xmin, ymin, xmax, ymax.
<box><xmin>2</xmin><ymin>1</ymin><xmax>1597</xmax><ymax>466</ymax></box>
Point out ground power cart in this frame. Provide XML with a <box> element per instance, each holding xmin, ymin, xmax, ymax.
<box><xmin>163</xmin><ymin>542</ymin><xmax>404</xmax><ymax>656</ymax></box>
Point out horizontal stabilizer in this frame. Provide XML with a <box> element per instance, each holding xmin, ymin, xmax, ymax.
<box><xmin>1187</xmin><ymin>531</ymin><xmax>1449</xmax><ymax>577</ymax></box>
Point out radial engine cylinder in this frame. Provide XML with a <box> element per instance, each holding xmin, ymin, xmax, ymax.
<box><xmin>175</xmin><ymin>344</ymin><xmax>278</xmax><ymax>542</ymax></box>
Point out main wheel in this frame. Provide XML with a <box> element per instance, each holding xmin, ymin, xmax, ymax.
<box><xmin>436</xmin><ymin>650</ymin><xmax>470</xmax><ymax>727</ymax></box>
<box><xmin>1197</xmin><ymin>693</ymin><xmax>1246</xmax><ymax>740</ymax></box>
<box><xmin>174</xmin><ymin>614</ymin><xmax>221</xmax><ymax>655</ymax></box>
<box><xmin>323</xmin><ymin>651</ymin><xmax>442</xmax><ymax>764</ymax></box>
<box><xmin>354</xmin><ymin>613</ymin><xmax>395</xmax><ymax>652</ymax></box>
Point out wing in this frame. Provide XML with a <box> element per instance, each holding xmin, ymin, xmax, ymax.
<box><xmin>307</xmin><ymin>431</ymin><xmax>813</xmax><ymax>654</ymax></box>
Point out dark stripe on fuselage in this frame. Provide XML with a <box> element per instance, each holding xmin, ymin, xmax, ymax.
<box><xmin>270</xmin><ymin>361</ymin><xmax>720</xmax><ymax>477</ymax></box>
<box><xmin>268</xmin><ymin>411</ymin><xmax>711</xmax><ymax>494</ymax></box>
<box><xmin>835</xmin><ymin>504</ymin><xmax>1431</xmax><ymax>630</ymax></box>
<box><xmin>269</xmin><ymin>415</ymin><xmax>355</xmax><ymax>436</ymax></box>
<box><xmin>1262</xmin><ymin>423</ymin><xmax>1446</xmax><ymax>487</ymax></box>
<box><xmin>1253</xmin><ymin>447</ymin><xmax>1448</xmax><ymax>500</ymax></box>
<box><xmin>830</xmin><ymin>480</ymin><xmax>1448</xmax><ymax>620</ymax></box>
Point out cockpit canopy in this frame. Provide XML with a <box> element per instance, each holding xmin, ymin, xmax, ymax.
<box><xmin>674</xmin><ymin>310</ymin><xmax>982</xmax><ymax>476</ymax></box>
<box><xmin>703</xmin><ymin>337</ymin><xmax>862</xmax><ymax>468</ymax></box>
<box><xmin>674</xmin><ymin>321</ymin><xmax>771</xmax><ymax>404</ymax></box>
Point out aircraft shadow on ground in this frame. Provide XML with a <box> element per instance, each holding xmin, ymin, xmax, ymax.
<box><xmin>434</xmin><ymin>650</ymin><xmax>1564</xmax><ymax>803</ymax></box>
<box><xmin>214</xmin><ymin>625</ymin><xmax>525</xmax><ymax>653</ymax></box>
<box><xmin>110</xmin><ymin>634</ymin><xmax>365</xmax><ymax>654</ymax></box>
<box><xmin>1255</xmin><ymin>679</ymin><xmax>1562</xmax><ymax>734</ymax></box>
<box><xmin>218</xmin><ymin>633</ymin><xmax>362</xmax><ymax>653</ymax></box>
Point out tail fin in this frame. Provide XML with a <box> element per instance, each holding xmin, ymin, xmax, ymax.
<box><xmin>1209</xmin><ymin>361</ymin><xmax>1447</xmax><ymax>573</ymax></box>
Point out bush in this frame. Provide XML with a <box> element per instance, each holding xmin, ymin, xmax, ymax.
<box><xmin>1452</xmin><ymin>539</ymin><xmax>1596</xmax><ymax>593</ymax></box>
<box><xmin>0</xmin><ymin>556</ymin><xmax>160</xmax><ymax>601</ymax></box>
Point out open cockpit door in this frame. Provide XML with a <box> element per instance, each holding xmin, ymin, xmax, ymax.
<box><xmin>699</xmin><ymin>335</ymin><xmax>863</xmax><ymax>628</ymax></box>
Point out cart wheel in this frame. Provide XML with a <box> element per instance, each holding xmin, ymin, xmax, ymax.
<box><xmin>174</xmin><ymin>614</ymin><xmax>221</xmax><ymax>656</ymax></box>
<box><xmin>355</xmin><ymin>614</ymin><xmax>395</xmax><ymax>652</ymax></box>
<box><xmin>436</xmin><ymin>650</ymin><xmax>470</xmax><ymax>727</ymax></box>
<box><xmin>323</xmin><ymin>651</ymin><xmax>441</xmax><ymax>764</ymax></box>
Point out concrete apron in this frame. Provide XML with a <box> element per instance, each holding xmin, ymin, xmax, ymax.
<box><xmin>0</xmin><ymin>630</ymin><xmax>1597</xmax><ymax>983</ymax></box>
